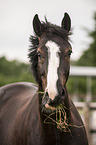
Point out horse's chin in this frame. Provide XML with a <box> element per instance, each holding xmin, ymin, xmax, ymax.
<box><xmin>41</xmin><ymin>103</ymin><xmax>57</xmax><ymax>114</ymax></box>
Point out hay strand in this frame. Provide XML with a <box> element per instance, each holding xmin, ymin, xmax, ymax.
<box><xmin>43</xmin><ymin>104</ymin><xmax>84</xmax><ymax>132</ymax></box>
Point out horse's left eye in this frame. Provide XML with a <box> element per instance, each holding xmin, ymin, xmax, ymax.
<box><xmin>68</xmin><ymin>50</ymin><xmax>72</xmax><ymax>56</ymax></box>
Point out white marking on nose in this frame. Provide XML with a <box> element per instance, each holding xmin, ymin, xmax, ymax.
<box><xmin>45</xmin><ymin>41</ymin><xmax>60</xmax><ymax>100</ymax></box>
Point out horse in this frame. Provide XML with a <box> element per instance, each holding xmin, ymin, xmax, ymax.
<box><xmin>0</xmin><ymin>13</ymin><xmax>89</xmax><ymax>145</ymax></box>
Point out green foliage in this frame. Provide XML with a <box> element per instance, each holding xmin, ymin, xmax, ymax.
<box><xmin>67</xmin><ymin>77</ymin><xmax>86</xmax><ymax>99</ymax></box>
<box><xmin>67</xmin><ymin>79</ymin><xmax>96</xmax><ymax>102</ymax></box>
<box><xmin>76</xmin><ymin>12</ymin><xmax>96</xmax><ymax>66</ymax></box>
<box><xmin>0</xmin><ymin>56</ymin><xmax>35</xmax><ymax>87</ymax></box>
<box><xmin>67</xmin><ymin>12</ymin><xmax>96</xmax><ymax>100</ymax></box>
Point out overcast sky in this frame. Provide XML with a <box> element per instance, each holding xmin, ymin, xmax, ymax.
<box><xmin>0</xmin><ymin>0</ymin><xmax>96</xmax><ymax>63</ymax></box>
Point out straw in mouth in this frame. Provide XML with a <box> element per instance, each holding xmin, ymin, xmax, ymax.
<box><xmin>43</xmin><ymin>104</ymin><xmax>70</xmax><ymax>132</ymax></box>
<box><xmin>43</xmin><ymin>104</ymin><xmax>84</xmax><ymax>132</ymax></box>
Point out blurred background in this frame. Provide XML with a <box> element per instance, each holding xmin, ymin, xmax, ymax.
<box><xmin>0</xmin><ymin>0</ymin><xmax>96</xmax><ymax>144</ymax></box>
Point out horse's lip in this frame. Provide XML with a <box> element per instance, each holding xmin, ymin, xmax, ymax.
<box><xmin>41</xmin><ymin>105</ymin><xmax>55</xmax><ymax>114</ymax></box>
<box><xmin>41</xmin><ymin>95</ymin><xmax>64</xmax><ymax>114</ymax></box>
<box><xmin>45</xmin><ymin>104</ymin><xmax>56</xmax><ymax>110</ymax></box>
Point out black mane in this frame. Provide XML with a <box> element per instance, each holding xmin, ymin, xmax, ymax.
<box><xmin>29</xmin><ymin>21</ymin><xmax>71</xmax><ymax>82</ymax></box>
<box><xmin>29</xmin><ymin>35</ymin><xmax>39</xmax><ymax>82</ymax></box>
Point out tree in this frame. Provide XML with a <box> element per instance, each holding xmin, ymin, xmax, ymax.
<box><xmin>77</xmin><ymin>12</ymin><xmax>96</xmax><ymax>66</ymax></box>
<box><xmin>0</xmin><ymin>56</ymin><xmax>35</xmax><ymax>87</ymax></box>
<box><xmin>68</xmin><ymin>13</ymin><xmax>96</xmax><ymax>100</ymax></box>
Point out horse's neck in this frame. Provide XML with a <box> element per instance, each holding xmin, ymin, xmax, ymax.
<box><xmin>64</xmin><ymin>93</ymin><xmax>84</xmax><ymax>127</ymax></box>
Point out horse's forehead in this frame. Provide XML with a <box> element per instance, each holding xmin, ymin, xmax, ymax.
<box><xmin>45</xmin><ymin>41</ymin><xmax>60</xmax><ymax>52</ymax></box>
<box><xmin>45</xmin><ymin>40</ymin><xmax>61</xmax><ymax>64</ymax></box>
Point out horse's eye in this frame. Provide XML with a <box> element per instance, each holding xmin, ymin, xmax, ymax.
<box><xmin>37</xmin><ymin>52</ymin><xmax>41</xmax><ymax>58</ymax></box>
<box><xmin>68</xmin><ymin>50</ymin><xmax>72</xmax><ymax>56</ymax></box>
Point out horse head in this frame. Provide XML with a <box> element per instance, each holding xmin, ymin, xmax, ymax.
<box><xmin>29</xmin><ymin>13</ymin><xmax>72</xmax><ymax>112</ymax></box>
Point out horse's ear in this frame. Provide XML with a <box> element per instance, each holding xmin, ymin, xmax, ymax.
<box><xmin>33</xmin><ymin>14</ymin><xmax>43</xmax><ymax>37</ymax></box>
<box><xmin>61</xmin><ymin>13</ymin><xmax>71</xmax><ymax>32</ymax></box>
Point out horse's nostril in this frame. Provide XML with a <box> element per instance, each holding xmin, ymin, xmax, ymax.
<box><xmin>45</xmin><ymin>91</ymin><xmax>49</xmax><ymax>96</ymax></box>
<box><xmin>42</xmin><ymin>91</ymin><xmax>50</xmax><ymax>106</ymax></box>
<box><xmin>61</xmin><ymin>89</ymin><xmax>65</xmax><ymax>95</ymax></box>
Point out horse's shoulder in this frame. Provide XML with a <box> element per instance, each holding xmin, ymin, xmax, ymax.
<box><xmin>0</xmin><ymin>82</ymin><xmax>38</xmax><ymax>102</ymax></box>
<box><xmin>0</xmin><ymin>83</ymin><xmax>38</xmax><ymax>144</ymax></box>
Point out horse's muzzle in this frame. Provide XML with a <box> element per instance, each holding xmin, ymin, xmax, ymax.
<box><xmin>42</xmin><ymin>90</ymin><xmax>65</xmax><ymax>109</ymax></box>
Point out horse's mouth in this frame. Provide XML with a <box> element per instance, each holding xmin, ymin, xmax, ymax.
<box><xmin>41</xmin><ymin>93</ymin><xmax>64</xmax><ymax>113</ymax></box>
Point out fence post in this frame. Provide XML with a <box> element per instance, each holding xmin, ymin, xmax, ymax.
<box><xmin>84</xmin><ymin>76</ymin><xmax>92</xmax><ymax>145</ymax></box>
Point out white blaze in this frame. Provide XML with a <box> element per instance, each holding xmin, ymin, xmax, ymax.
<box><xmin>45</xmin><ymin>41</ymin><xmax>60</xmax><ymax>100</ymax></box>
